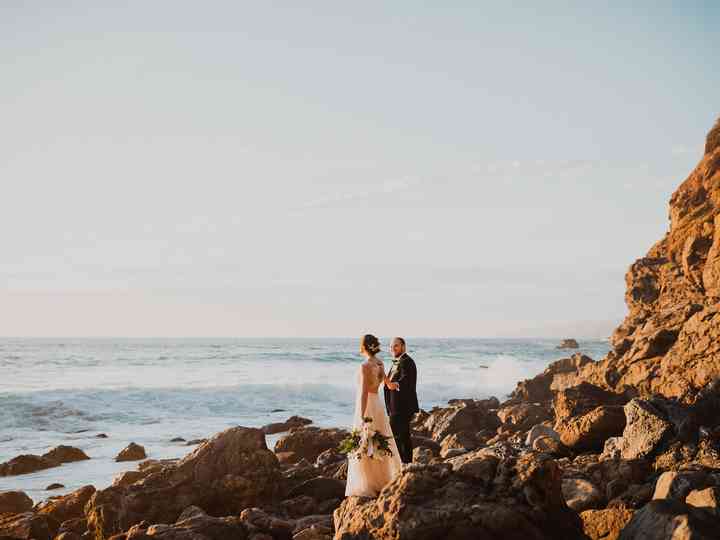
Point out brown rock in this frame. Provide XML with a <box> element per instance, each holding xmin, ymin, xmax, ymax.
<box><xmin>497</xmin><ymin>402</ymin><xmax>552</xmax><ymax>431</ymax></box>
<box><xmin>274</xmin><ymin>427</ymin><xmax>348</xmax><ymax>463</ymax></box>
<box><xmin>438</xmin><ymin>431</ymin><xmax>479</xmax><ymax>457</ymax></box>
<box><xmin>618</xmin><ymin>499</ymin><xmax>717</xmax><ymax>539</ymax></box>
<box><xmin>652</xmin><ymin>470</ymin><xmax>710</xmax><ymax>501</ymax></box>
<box><xmin>334</xmin><ymin>453</ymin><xmax>585</xmax><ymax>540</ymax></box>
<box><xmin>36</xmin><ymin>485</ymin><xmax>95</xmax><ymax>524</ymax></box>
<box><xmin>533</xmin><ymin>435</ymin><xmax>572</xmax><ymax>457</ymax></box>
<box><xmin>43</xmin><ymin>446</ymin><xmax>90</xmax><ymax>465</ymax></box>
<box><xmin>553</xmin><ymin>383</ymin><xmax>629</xmax><ymax>425</ymax></box>
<box><xmin>85</xmin><ymin>426</ymin><xmax>281</xmax><ymax>539</ymax></box>
<box><xmin>580</xmin><ymin>508</ymin><xmax>634</xmax><ymax>540</ymax></box>
<box><xmin>558</xmin><ymin>406</ymin><xmax>627</xmax><ymax>452</ymax></box>
<box><xmin>262</xmin><ymin>415</ymin><xmax>313</xmax><ymax>435</ymax></box>
<box><xmin>421</xmin><ymin>400</ymin><xmax>500</xmax><ymax>442</ymax></box>
<box><xmin>511</xmin><ymin>353</ymin><xmax>594</xmax><ymax>402</ymax></box>
<box><xmin>686</xmin><ymin>486</ymin><xmax>720</xmax><ymax>515</ymax></box>
<box><xmin>562</xmin><ymin>477</ymin><xmax>604</xmax><ymax>512</ymax></box>
<box><xmin>117</xmin><ymin>506</ymin><xmax>249</xmax><ymax>539</ymax></box>
<box><xmin>0</xmin><ymin>512</ymin><xmax>57</xmax><ymax>540</ymax></box>
<box><xmin>287</xmin><ymin>477</ymin><xmax>345</xmax><ymax>501</ymax></box>
<box><xmin>0</xmin><ymin>490</ymin><xmax>33</xmax><ymax>515</ymax></box>
<box><xmin>618</xmin><ymin>399</ymin><xmax>673</xmax><ymax>460</ymax></box>
<box><xmin>0</xmin><ymin>455</ymin><xmax>57</xmax><ymax>476</ymax></box>
<box><xmin>46</xmin><ymin>483</ymin><xmax>64</xmax><ymax>490</ymax></box>
<box><xmin>115</xmin><ymin>443</ymin><xmax>146</xmax><ymax>462</ymax></box>
<box><xmin>111</xmin><ymin>470</ymin><xmax>150</xmax><ymax>487</ymax></box>
<box><xmin>558</xmin><ymin>339</ymin><xmax>580</xmax><ymax>349</ymax></box>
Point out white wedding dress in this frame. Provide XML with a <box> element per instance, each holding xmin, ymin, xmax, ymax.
<box><xmin>345</xmin><ymin>360</ymin><xmax>402</xmax><ymax>497</ymax></box>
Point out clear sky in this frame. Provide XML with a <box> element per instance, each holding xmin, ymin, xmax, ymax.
<box><xmin>1</xmin><ymin>1</ymin><xmax>718</xmax><ymax>337</ymax></box>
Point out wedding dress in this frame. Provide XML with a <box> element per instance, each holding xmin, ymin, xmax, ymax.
<box><xmin>345</xmin><ymin>360</ymin><xmax>402</xmax><ymax>497</ymax></box>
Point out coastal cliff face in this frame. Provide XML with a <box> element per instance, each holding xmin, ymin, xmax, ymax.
<box><xmin>580</xmin><ymin>118</ymin><xmax>720</xmax><ymax>402</ymax></box>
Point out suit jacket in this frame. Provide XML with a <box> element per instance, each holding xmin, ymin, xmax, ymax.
<box><xmin>384</xmin><ymin>353</ymin><xmax>420</xmax><ymax>418</ymax></box>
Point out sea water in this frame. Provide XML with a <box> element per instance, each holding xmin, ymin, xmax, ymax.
<box><xmin>0</xmin><ymin>337</ymin><xmax>609</xmax><ymax>501</ymax></box>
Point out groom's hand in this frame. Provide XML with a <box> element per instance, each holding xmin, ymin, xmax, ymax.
<box><xmin>387</xmin><ymin>381</ymin><xmax>400</xmax><ymax>391</ymax></box>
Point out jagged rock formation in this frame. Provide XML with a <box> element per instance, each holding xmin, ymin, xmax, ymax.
<box><xmin>578</xmin><ymin>118</ymin><xmax>720</xmax><ymax>402</ymax></box>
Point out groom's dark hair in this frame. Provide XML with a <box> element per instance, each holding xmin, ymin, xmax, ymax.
<box><xmin>394</xmin><ymin>337</ymin><xmax>406</xmax><ymax>347</ymax></box>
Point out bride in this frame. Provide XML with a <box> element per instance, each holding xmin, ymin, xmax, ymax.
<box><xmin>345</xmin><ymin>334</ymin><xmax>402</xmax><ymax>497</ymax></box>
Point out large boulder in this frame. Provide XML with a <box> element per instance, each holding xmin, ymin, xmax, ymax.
<box><xmin>558</xmin><ymin>406</ymin><xmax>627</xmax><ymax>452</ymax></box>
<box><xmin>115</xmin><ymin>442</ymin><xmax>146</xmax><ymax>462</ymax></box>
<box><xmin>113</xmin><ymin>506</ymin><xmax>249</xmax><ymax>539</ymax></box>
<box><xmin>0</xmin><ymin>512</ymin><xmax>58</xmax><ymax>540</ymax></box>
<box><xmin>497</xmin><ymin>402</ymin><xmax>552</xmax><ymax>431</ymax></box>
<box><xmin>274</xmin><ymin>427</ymin><xmax>348</xmax><ymax>463</ymax></box>
<box><xmin>0</xmin><ymin>490</ymin><xmax>33</xmax><ymax>515</ymax></box>
<box><xmin>511</xmin><ymin>353</ymin><xmax>594</xmax><ymax>402</ymax></box>
<box><xmin>580</xmin><ymin>508</ymin><xmax>634</xmax><ymax>540</ymax></box>
<box><xmin>651</xmin><ymin>470</ymin><xmax>711</xmax><ymax>501</ymax></box>
<box><xmin>35</xmin><ymin>485</ymin><xmax>95</xmax><ymax>524</ymax></box>
<box><xmin>85</xmin><ymin>426</ymin><xmax>281</xmax><ymax>540</ymax></box>
<box><xmin>686</xmin><ymin>486</ymin><xmax>720</xmax><ymax>515</ymax></box>
<box><xmin>618</xmin><ymin>499</ymin><xmax>718</xmax><ymax>539</ymax></box>
<box><xmin>617</xmin><ymin>399</ymin><xmax>673</xmax><ymax>460</ymax></box>
<box><xmin>0</xmin><ymin>446</ymin><xmax>89</xmax><ymax>477</ymax></box>
<box><xmin>422</xmin><ymin>400</ymin><xmax>500</xmax><ymax>442</ymax></box>
<box><xmin>333</xmin><ymin>453</ymin><xmax>586</xmax><ymax>540</ymax></box>
<box><xmin>553</xmin><ymin>383</ymin><xmax>629</xmax><ymax>425</ymax></box>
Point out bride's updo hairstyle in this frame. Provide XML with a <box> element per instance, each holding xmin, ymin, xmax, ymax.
<box><xmin>361</xmin><ymin>334</ymin><xmax>381</xmax><ymax>356</ymax></box>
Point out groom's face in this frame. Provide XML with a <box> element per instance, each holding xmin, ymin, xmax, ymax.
<box><xmin>391</xmin><ymin>339</ymin><xmax>405</xmax><ymax>358</ymax></box>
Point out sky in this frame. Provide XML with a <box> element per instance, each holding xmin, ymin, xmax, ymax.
<box><xmin>1</xmin><ymin>1</ymin><xmax>718</xmax><ymax>338</ymax></box>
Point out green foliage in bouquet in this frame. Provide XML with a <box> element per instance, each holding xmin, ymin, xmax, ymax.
<box><xmin>337</xmin><ymin>417</ymin><xmax>394</xmax><ymax>460</ymax></box>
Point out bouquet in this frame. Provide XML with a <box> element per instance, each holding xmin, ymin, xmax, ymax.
<box><xmin>338</xmin><ymin>417</ymin><xmax>393</xmax><ymax>460</ymax></box>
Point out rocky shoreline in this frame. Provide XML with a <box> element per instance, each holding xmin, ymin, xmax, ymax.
<box><xmin>1</xmin><ymin>118</ymin><xmax>720</xmax><ymax>539</ymax></box>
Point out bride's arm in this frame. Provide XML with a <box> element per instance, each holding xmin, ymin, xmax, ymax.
<box><xmin>360</xmin><ymin>364</ymin><xmax>370</xmax><ymax>418</ymax></box>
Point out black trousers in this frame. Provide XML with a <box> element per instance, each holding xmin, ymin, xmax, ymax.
<box><xmin>390</xmin><ymin>414</ymin><xmax>413</xmax><ymax>463</ymax></box>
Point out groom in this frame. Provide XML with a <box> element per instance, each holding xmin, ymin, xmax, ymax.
<box><xmin>384</xmin><ymin>337</ymin><xmax>419</xmax><ymax>464</ymax></box>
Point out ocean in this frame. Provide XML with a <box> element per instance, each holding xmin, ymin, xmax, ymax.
<box><xmin>0</xmin><ymin>337</ymin><xmax>609</xmax><ymax>501</ymax></box>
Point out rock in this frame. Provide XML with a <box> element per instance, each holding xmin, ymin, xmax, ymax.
<box><xmin>111</xmin><ymin>470</ymin><xmax>150</xmax><ymax>487</ymax></box>
<box><xmin>294</xmin><ymin>524</ymin><xmax>332</xmax><ymax>540</ymax></box>
<box><xmin>262</xmin><ymin>415</ymin><xmax>313</xmax><ymax>435</ymax></box>
<box><xmin>169</xmin><ymin>437</ymin><xmax>185</xmax><ymax>442</ymax></box>
<box><xmin>85</xmin><ymin>426</ymin><xmax>281</xmax><ymax>539</ymax></box>
<box><xmin>36</xmin><ymin>485</ymin><xmax>96</xmax><ymax>524</ymax></box>
<box><xmin>422</xmin><ymin>400</ymin><xmax>501</xmax><ymax>442</ymax></box>
<box><xmin>43</xmin><ymin>446</ymin><xmax>90</xmax><ymax>465</ymax></box>
<box><xmin>439</xmin><ymin>431</ymin><xmax>479</xmax><ymax>457</ymax></box>
<box><xmin>652</xmin><ymin>470</ymin><xmax>710</xmax><ymax>501</ymax></box>
<box><xmin>119</xmin><ymin>506</ymin><xmax>249</xmax><ymax>539</ymax></box>
<box><xmin>96</xmin><ymin>433</ymin><xmax>108</xmax><ymax>438</ymax></box>
<box><xmin>618</xmin><ymin>399</ymin><xmax>673</xmax><ymax>460</ymax></box>
<box><xmin>274</xmin><ymin>427</ymin><xmax>348</xmax><ymax>463</ymax></box>
<box><xmin>686</xmin><ymin>486</ymin><xmax>720</xmax><ymax>515</ymax></box>
<box><xmin>0</xmin><ymin>490</ymin><xmax>33</xmax><ymax>515</ymax></box>
<box><xmin>525</xmin><ymin>424</ymin><xmax>560</xmax><ymax>447</ymax></box>
<box><xmin>334</xmin><ymin>453</ymin><xmax>585</xmax><ymax>540</ymax></box>
<box><xmin>558</xmin><ymin>406</ymin><xmax>627</xmax><ymax>452</ymax></box>
<box><xmin>533</xmin><ymin>435</ymin><xmax>571</xmax><ymax>457</ymax></box>
<box><xmin>608</xmin><ymin>483</ymin><xmax>654</xmax><ymax>510</ymax></box>
<box><xmin>558</xmin><ymin>339</ymin><xmax>580</xmax><ymax>349</ymax></box>
<box><xmin>412</xmin><ymin>446</ymin><xmax>434</xmax><ymax>464</ymax></box>
<box><xmin>511</xmin><ymin>353</ymin><xmax>594</xmax><ymax>402</ymax></box>
<box><xmin>281</xmin><ymin>495</ymin><xmax>316</xmax><ymax>518</ymax></box>
<box><xmin>553</xmin><ymin>383</ymin><xmax>629</xmax><ymax>424</ymax></box>
<box><xmin>497</xmin><ymin>402</ymin><xmax>552</xmax><ymax>431</ymax></box>
<box><xmin>0</xmin><ymin>512</ymin><xmax>57</xmax><ymax>540</ymax></box>
<box><xmin>287</xmin><ymin>477</ymin><xmax>345</xmax><ymax>501</ymax></box>
<box><xmin>601</xmin><ymin>437</ymin><xmax>623</xmax><ymax>460</ymax></box>
<box><xmin>239</xmin><ymin>507</ymin><xmax>294</xmax><ymax>539</ymax></box>
<box><xmin>580</xmin><ymin>508</ymin><xmax>634</xmax><ymax>540</ymax></box>
<box><xmin>410</xmin><ymin>435</ymin><xmax>441</xmax><ymax>456</ymax></box>
<box><xmin>618</xmin><ymin>499</ymin><xmax>718</xmax><ymax>539</ymax></box>
<box><xmin>186</xmin><ymin>438</ymin><xmax>207</xmax><ymax>445</ymax></box>
<box><xmin>0</xmin><ymin>455</ymin><xmax>57</xmax><ymax>477</ymax></box>
<box><xmin>115</xmin><ymin>442</ymin><xmax>146</xmax><ymax>462</ymax></box>
<box><xmin>46</xmin><ymin>483</ymin><xmax>64</xmax><ymax>490</ymax></box>
<box><xmin>562</xmin><ymin>477</ymin><xmax>604</xmax><ymax>512</ymax></box>
<box><xmin>55</xmin><ymin>532</ymin><xmax>83</xmax><ymax>540</ymax></box>
<box><xmin>315</xmin><ymin>448</ymin><xmax>344</xmax><ymax>468</ymax></box>
<box><xmin>445</xmin><ymin>449</ymin><xmax>499</xmax><ymax>486</ymax></box>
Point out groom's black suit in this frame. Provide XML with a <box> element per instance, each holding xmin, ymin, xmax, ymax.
<box><xmin>384</xmin><ymin>353</ymin><xmax>419</xmax><ymax>463</ymax></box>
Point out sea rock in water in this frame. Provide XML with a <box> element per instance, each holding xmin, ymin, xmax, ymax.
<box><xmin>85</xmin><ymin>426</ymin><xmax>281</xmax><ymax>540</ymax></box>
<box><xmin>262</xmin><ymin>415</ymin><xmax>313</xmax><ymax>435</ymax></box>
<box><xmin>0</xmin><ymin>490</ymin><xmax>34</xmax><ymax>515</ymax></box>
<box><xmin>557</xmin><ymin>339</ymin><xmax>580</xmax><ymax>349</ymax></box>
<box><xmin>0</xmin><ymin>445</ymin><xmax>89</xmax><ymax>477</ymax></box>
<box><xmin>45</xmin><ymin>483</ymin><xmax>64</xmax><ymax>490</ymax></box>
<box><xmin>333</xmin><ymin>453</ymin><xmax>585</xmax><ymax>540</ymax></box>
<box><xmin>115</xmin><ymin>442</ymin><xmax>147</xmax><ymax>462</ymax></box>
